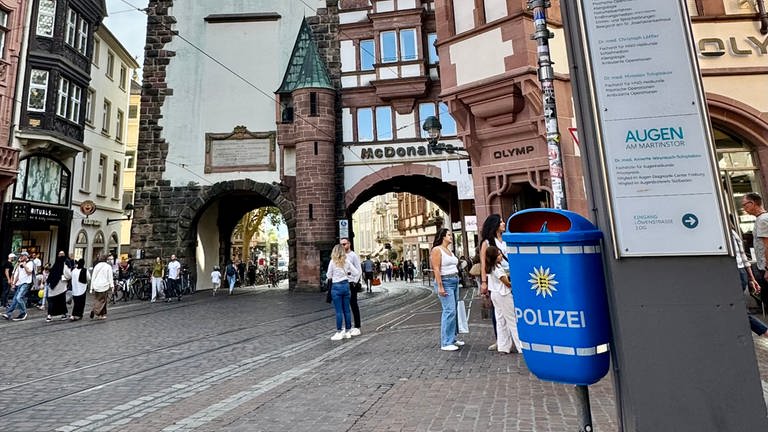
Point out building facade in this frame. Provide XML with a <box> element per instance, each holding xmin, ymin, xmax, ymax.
<box><xmin>119</xmin><ymin>78</ymin><xmax>141</xmax><ymax>256</ymax></box>
<box><xmin>70</xmin><ymin>25</ymin><xmax>138</xmax><ymax>264</ymax></box>
<box><xmin>1</xmin><ymin>0</ymin><xmax>105</xmax><ymax>263</ymax></box>
<box><xmin>0</xmin><ymin>0</ymin><xmax>29</xmax><ymax>201</ymax></box>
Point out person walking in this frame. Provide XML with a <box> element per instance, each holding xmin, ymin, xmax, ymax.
<box><xmin>430</xmin><ymin>228</ymin><xmax>463</xmax><ymax>351</ymax></box>
<box><xmin>70</xmin><ymin>259</ymin><xmax>88</xmax><ymax>321</ymax></box>
<box><xmin>211</xmin><ymin>266</ymin><xmax>222</xmax><ymax>296</ymax></box>
<box><xmin>2</xmin><ymin>252</ymin><xmax>34</xmax><ymax>321</ymax></box>
<box><xmin>485</xmin><ymin>245</ymin><xmax>521</xmax><ymax>353</ymax></box>
<box><xmin>479</xmin><ymin>214</ymin><xmax>508</xmax><ymax>351</ymax></box>
<box><xmin>362</xmin><ymin>256</ymin><xmax>374</xmax><ymax>292</ymax></box>
<box><xmin>743</xmin><ymin>193</ymin><xmax>768</xmax><ymax>309</ymax></box>
<box><xmin>327</xmin><ymin>244</ymin><xmax>358</xmax><ymax>340</ymax></box>
<box><xmin>45</xmin><ymin>253</ymin><xmax>71</xmax><ymax>322</ymax></box>
<box><xmin>1</xmin><ymin>253</ymin><xmax>14</xmax><ymax>307</ymax></box>
<box><xmin>166</xmin><ymin>254</ymin><xmax>182</xmax><ymax>302</ymax></box>
<box><xmin>89</xmin><ymin>254</ymin><xmax>114</xmax><ymax>320</ymax></box>
<box><xmin>151</xmin><ymin>256</ymin><xmax>165</xmax><ymax>302</ymax></box>
<box><xmin>225</xmin><ymin>261</ymin><xmax>238</xmax><ymax>295</ymax></box>
<box><xmin>341</xmin><ymin>237</ymin><xmax>363</xmax><ymax>336</ymax></box>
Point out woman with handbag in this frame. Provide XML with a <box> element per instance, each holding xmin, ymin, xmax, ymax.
<box><xmin>430</xmin><ymin>228</ymin><xmax>464</xmax><ymax>352</ymax></box>
<box><xmin>45</xmin><ymin>254</ymin><xmax>71</xmax><ymax>322</ymax></box>
<box><xmin>326</xmin><ymin>244</ymin><xmax>358</xmax><ymax>340</ymax></box>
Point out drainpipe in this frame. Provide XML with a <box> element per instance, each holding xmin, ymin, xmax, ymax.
<box><xmin>757</xmin><ymin>0</ymin><xmax>768</xmax><ymax>34</ymax></box>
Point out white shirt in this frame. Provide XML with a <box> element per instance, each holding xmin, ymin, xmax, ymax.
<box><xmin>437</xmin><ymin>247</ymin><xmax>459</xmax><ymax>276</ymax></box>
<box><xmin>345</xmin><ymin>250</ymin><xmax>362</xmax><ymax>283</ymax></box>
<box><xmin>211</xmin><ymin>270</ymin><xmax>221</xmax><ymax>284</ymax></box>
<box><xmin>488</xmin><ymin>265</ymin><xmax>511</xmax><ymax>296</ymax></box>
<box><xmin>14</xmin><ymin>261</ymin><xmax>34</xmax><ymax>285</ymax></box>
<box><xmin>327</xmin><ymin>260</ymin><xmax>356</xmax><ymax>283</ymax></box>
<box><xmin>71</xmin><ymin>268</ymin><xmax>89</xmax><ymax>296</ymax></box>
<box><xmin>168</xmin><ymin>260</ymin><xmax>181</xmax><ymax>279</ymax></box>
<box><xmin>90</xmin><ymin>262</ymin><xmax>114</xmax><ymax>292</ymax></box>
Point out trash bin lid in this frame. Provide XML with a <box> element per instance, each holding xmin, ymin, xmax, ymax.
<box><xmin>503</xmin><ymin>208</ymin><xmax>602</xmax><ymax>244</ymax></box>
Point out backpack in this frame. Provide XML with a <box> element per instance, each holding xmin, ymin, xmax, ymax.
<box><xmin>226</xmin><ymin>265</ymin><xmax>236</xmax><ymax>277</ymax></box>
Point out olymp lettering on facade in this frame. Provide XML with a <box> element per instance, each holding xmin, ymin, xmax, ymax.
<box><xmin>698</xmin><ymin>35</ymin><xmax>768</xmax><ymax>57</ymax></box>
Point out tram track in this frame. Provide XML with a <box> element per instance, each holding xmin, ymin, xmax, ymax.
<box><xmin>0</xmin><ymin>284</ymin><xmax>434</xmax><ymax>421</ymax></box>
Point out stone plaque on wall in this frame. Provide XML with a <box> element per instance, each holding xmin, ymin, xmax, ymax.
<box><xmin>204</xmin><ymin>126</ymin><xmax>276</xmax><ymax>173</ymax></box>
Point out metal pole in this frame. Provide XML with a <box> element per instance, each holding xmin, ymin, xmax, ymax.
<box><xmin>528</xmin><ymin>1</ymin><xmax>591</xmax><ymax>428</ymax></box>
<box><xmin>528</xmin><ymin>0</ymin><xmax>567</xmax><ymax>210</ymax></box>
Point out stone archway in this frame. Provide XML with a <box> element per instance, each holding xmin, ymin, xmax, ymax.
<box><xmin>345</xmin><ymin>164</ymin><xmax>447</xmax><ymax>210</ymax></box>
<box><xmin>177</xmin><ymin>179</ymin><xmax>297</xmax><ymax>291</ymax></box>
<box><xmin>707</xmin><ymin>93</ymin><xmax>768</xmax><ymax>149</ymax></box>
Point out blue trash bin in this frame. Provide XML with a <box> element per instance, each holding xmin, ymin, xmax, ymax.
<box><xmin>502</xmin><ymin>208</ymin><xmax>612</xmax><ymax>385</ymax></box>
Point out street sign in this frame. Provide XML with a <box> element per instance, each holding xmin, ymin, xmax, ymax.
<box><xmin>338</xmin><ymin>219</ymin><xmax>349</xmax><ymax>239</ymax></box>
<box><xmin>579</xmin><ymin>0</ymin><xmax>728</xmax><ymax>257</ymax></box>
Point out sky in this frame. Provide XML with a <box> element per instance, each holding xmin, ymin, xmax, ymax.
<box><xmin>102</xmin><ymin>0</ymin><xmax>150</xmax><ymax>70</ymax></box>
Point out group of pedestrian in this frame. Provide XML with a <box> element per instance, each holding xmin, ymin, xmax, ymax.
<box><xmin>326</xmin><ymin>237</ymin><xmax>364</xmax><ymax>340</ymax></box>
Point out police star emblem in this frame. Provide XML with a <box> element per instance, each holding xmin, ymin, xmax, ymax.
<box><xmin>529</xmin><ymin>266</ymin><xmax>558</xmax><ymax>298</ymax></box>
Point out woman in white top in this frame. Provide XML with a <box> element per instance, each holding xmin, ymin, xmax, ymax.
<box><xmin>430</xmin><ymin>228</ymin><xmax>463</xmax><ymax>351</ymax></box>
<box><xmin>479</xmin><ymin>214</ymin><xmax>508</xmax><ymax>351</ymax></box>
<box><xmin>485</xmin><ymin>245</ymin><xmax>522</xmax><ymax>353</ymax></box>
<box><xmin>326</xmin><ymin>244</ymin><xmax>358</xmax><ymax>340</ymax></box>
<box><xmin>89</xmin><ymin>254</ymin><xmax>114</xmax><ymax>320</ymax></box>
<box><xmin>70</xmin><ymin>259</ymin><xmax>89</xmax><ymax>321</ymax></box>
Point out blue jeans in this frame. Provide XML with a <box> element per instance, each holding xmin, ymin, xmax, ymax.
<box><xmin>749</xmin><ymin>315</ymin><xmax>768</xmax><ymax>336</ymax></box>
<box><xmin>227</xmin><ymin>275</ymin><xmax>236</xmax><ymax>293</ymax></box>
<box><xmin>6</xmin><ymin>283</ymin><xmax>30</xmax><ymax>317</ymax></box>
<box><xmin>331</xmin><ymin>281</ymin><xmax>351</xmax><ymax>331</ymax></box>
<box><xmin>435</xmin><ymin>275</ymin><xmax>460</xmax><ymax>347</ymax></box>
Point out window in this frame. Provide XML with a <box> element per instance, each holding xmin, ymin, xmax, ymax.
<box><xmin>85</xmin><ymin>88</ymin><xmax>95</xmax><ymax>124</ymax></box>
<box><xmin>309</xmin><ymin>92</ymin><xmax>318</xmax><ymax>116</ymax></box>
<box><xmin>380</xmin><ymin>31</ymin><xmax>397</xmax><ymax>63</ymax></box>
<box><xmin>36</xmin><ymin>0</ymin><xmax>56</xmax><ymax>37</ymax></box>
<box><xmin>427</xmin><ymin>33</ymin><xmax>438</xmax><ymax>64</ymax></box>
<box><xmin>13</xmin><ymin>155</ymin><xmax>71</xmax><ymax>206</ymax></box>
<box><xmin>102</xmin><ymin>99</ymin><xmax>111</xmax><ymax>134</ymax></box>
<box><xmin>56</xmin><ymin>77</ymin><xmax>81</xmax><ymax>122</ymax></box>
<box><xmin>106</xmin><ymin>51</ymin><xmax>114</xmax><ymax>78</ymax></box>
<box><xmin>400</xmin><ymin>29</ymin><xmax>417</xmax><ymax>61</ymax></box>
<box><xmin>375</xmin><ymin>106</ymin><xmax>393</xmax><ymax>140</ymax></box>
<box><xmin>116</xmin><ymin>109</ymin><xmax>124</xmax><ymax>141</ymax></box>
<box><xmin>360</xmin><ymin>39</ymin><xmax>375</xmax><ymax>71</ymax></box>
<box><xmin>128</xmin><ymin>104</ymin><xmax>138</xmax><ymax>119</ymax></box>
<box><xmin>125</xmin><ymin>150</ymin><xmax>135</xmax><ymax>169</ymax></box>
<box><xmin>74</xmin><ymin>230</ymin><xmax>88</xmax><ymax>262</ymax></box>
<box><xmin>418</xmin><ymin>103</ymin><xmax>436</xmax><ymax>138</ymax></box>
<box><xmin>80</xmin><ymin>151</ymin><xmax>90</xmax><ymax>191</ymax></box>
<box><xmin>438</xmin><ymin>102</ymin><xmax>457</xmax><ymax>136</ymax></box>
<box><xmin>57</xmin><ymin>77</ymin><xmax>70</xmax><ymax>117</ymax></box>
<box><xmin>28</xmin><ymin>69</ymin><xmax>48</xmax><ymax>111</ymax></box>
<box><xmin>380</xmin><ymin>29</ymin><xmax>418</xmax><ymax>63</ymax></box>
<box><xmin>119</xmin><ymin>65</ymin><xmax>127</xmax><ymax>90</ymax></box>
<box><xmin>97</xmin><ymin>155</ymin><xmax>107</xmax><ymax>195</ymax></box>
<box><xmin>77</xmin><ymin>16</ymin><xmax>88</xmax><ymax>54</ymax></box>
<box><xmin>0</xmin><ymin>10</ymin><xmax>9</xmax><ymax>58</ymax></box>
<box><xmin>66</xmin><ymin>8</ymin><xmax>77</xmax><ymax>46</ymax></box>
<box><xmin>112</xmin><ymin>162</ymin><xmax>120</xmax><ymax>199</ymax></box>
<box><xmin>92</xmin><ymin>38</ymin><xmax>100</xmax><ymax>66</ymax></box>
<box><xmin>357</xmin><ymin>108</ymin><xmax>373</xmax><ymax>142</ymax></box>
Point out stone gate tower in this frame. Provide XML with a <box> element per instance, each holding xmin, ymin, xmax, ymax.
<box><xmin>277</xmin><ymin>19</ymin><xmax>338</xmax><ymax>289</ymax></box>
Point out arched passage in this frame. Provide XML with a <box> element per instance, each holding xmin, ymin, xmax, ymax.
<box><xmin>177</xmin><ymin>180</ymin><xmax>296</xmax><ymax>290</ymax></box>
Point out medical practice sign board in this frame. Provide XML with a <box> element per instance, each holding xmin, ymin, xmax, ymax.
<box><xmin>579</xmin><ymin>0</ymin><xmax>728</xmax><ymax>257</ymax></box>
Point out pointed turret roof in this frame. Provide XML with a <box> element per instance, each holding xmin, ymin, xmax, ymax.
<box><xmin>276</xmin><ymin>19</ymin><xmax>334</xmax><ymax>94</ymax></box>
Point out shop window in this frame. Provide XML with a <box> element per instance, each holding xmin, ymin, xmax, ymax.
<box><xmin>13</xmin><ymin>155</ymin><xmax>71</xmax><ymax>206</ymax></box>
<box><xmin>716</xmin><ymin>127</ymin><xmax>763</xmax><ymax>236</ymax></box>
<box><xmin>92</xmin><ymin>231</ymin><xmax>104</xmax><ymax>260</ymax></box>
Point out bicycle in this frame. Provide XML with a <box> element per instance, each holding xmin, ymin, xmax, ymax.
<box><xmin>131</xmin><ymin>275</ymin><xmax>151</xmax><ymax>300</ymax></box>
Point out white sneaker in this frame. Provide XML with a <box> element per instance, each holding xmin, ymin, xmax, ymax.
<box><xmin>441</xmin><ymin>344</ymin><xmax>459</xmax><ymax>351</ymax></box>
<box><xmin>344</xmin><ymin>331</ymin><xmax>352</xmax><ymax>339</ymax></box>
<box><xmin>331</xmin><ymin>331</ymin><xmax>345</xmax><ymax>341</ymax></box>
<box><xmin>349</xmin><ymin>328</ymin><xmax>361</xmax><ymax>336</ymax></box>
<box><xmin>453</xmin><ymin>340</ymin><xmax>465</xmax><ymax>346</ymax></box>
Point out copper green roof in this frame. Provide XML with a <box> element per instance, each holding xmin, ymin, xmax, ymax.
<box><xmin>277</xmin><ymin>19</ymin><xmax>334</xmax><ymax>94</ymax></box>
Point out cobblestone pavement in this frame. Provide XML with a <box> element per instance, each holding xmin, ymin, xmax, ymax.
<box><xmin>1</xmin><ymin>279</ymin><xmax>766</xmax><ymax>431</ymax></box>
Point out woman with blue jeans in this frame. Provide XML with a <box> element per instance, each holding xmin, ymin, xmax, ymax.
<box><xmin>326</xmin><ymin>244</ymin><xmax>359</xmax><ymax>340</ymax></box>
<box><xmin>431</xmin><ymin>228</ymin><xmax>464</xmax><ymax>351</ymax></box>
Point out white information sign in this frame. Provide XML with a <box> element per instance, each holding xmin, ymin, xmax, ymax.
<box><xmin>582</xmin><ymin>0</ymin><xmax>727</xmax><ymax>256</ymax></box>
<box><xmin>338</xmin><ymin>220</ymin><xmax>349</xmax><ymax>239</ymax></box>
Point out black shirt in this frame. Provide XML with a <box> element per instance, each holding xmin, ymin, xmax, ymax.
<box><xmin>2</xmin><ymin>260</ymin><xmax>14</xmax><ymax>284</ymax></box>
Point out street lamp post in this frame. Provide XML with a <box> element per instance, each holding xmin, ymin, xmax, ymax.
<box><xmin>106</xmin><ymin>203</ymin><xmax>135</xmax><ymax>225</ymax></box>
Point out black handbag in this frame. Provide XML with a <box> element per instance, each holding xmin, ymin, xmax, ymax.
<box><xmin>325</xmin><ymin>278</ymin><xmax>332</xmax><ymax>303</ymax></box>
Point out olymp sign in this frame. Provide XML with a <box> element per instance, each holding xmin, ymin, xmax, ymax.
<box><xmin>697</xmin><ymin>35</ymin><xmax>768</xmax><ymax>57</ymax></box>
